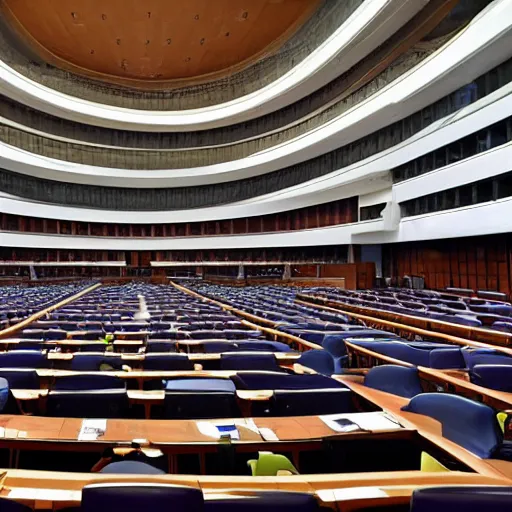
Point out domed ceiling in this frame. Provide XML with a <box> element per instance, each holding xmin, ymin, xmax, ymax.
<box><xmin>0</xmin><ymin>0</ymin><xmax>321</xmax><ymax>88</ymax></box>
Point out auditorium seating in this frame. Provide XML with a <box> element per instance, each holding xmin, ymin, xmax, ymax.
<box><xmin>300</xmin><ymin>287</ymin><xmax>512</xmax><ymax>333</ymax></box>
<box><xmin>402</xmin><ymin>394</ymin><xmax>503</xmax><ymax>458</ymax></box>
<box><xmin>410</xmin><ymin>487</ymin><xmax>512</xmax><ymax>511</ymax></box>
<box><xmin>364</xmin><ymin>365</ymin><xmax>423</xmax><ymax>398</ymax></box>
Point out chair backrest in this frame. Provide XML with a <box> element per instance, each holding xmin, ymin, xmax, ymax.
<box><xmin>231</xmin><ymin>372</ymin><xmax>344</xmax><ymax>390</ymax></box>
<box><xmin>321</xmin><ymin>336</ymin><xmax>348</xmax><ymax>358</ymax></box>
<box><xmin>351</xmin><ymin>341</ymin><xmax>431</xmax><ymax>366</ymax></box>
<box><xmin>220</xmin><ymin>353</ymin><xmax>280</xmax><ymax>371</ymax></box>
<box><xmin>70</xmin><ymin>353</ymin><xmax>123</xmax><ymax>371</ymax></box>
<box><xmin>146</xmin><ymin>341</ymin><xmax>177</xmax><ymax>353</ymax></box>
<box><xmin>364</xmin><ymin>365</ymin><xmax>423</xmax><ymax>398</ymax></box>
<box><xmin>0</xmin><ymin>498</ymin><xmax>33</xmax><ymax>512</ymax></box>
<box><xmin>206</xmin><ymin>492</ymin><xmax>319</xmax><ymax>512</ymax></box>
<box><xmin>0</xmin><ymin>350</ymin><xmax>47</xmax><ymax>369</ymax></box>
<box><xmin>143</xmin><ymin>354</ymin><xmax>194</xmax><ymax>371</ymax></box>
<box><xmin>271</xmin><ymin>389</ymin><xmax>354</xmax><ymax>416</ymax></box>
<box><xmin>163</xmin><ymin>391</ymin><xmax>240</xmax><ymax>419</ymax></box>
<box><xmin>463</xmin><ymin>349</ymin><xmax>512</xmax><ymax>369</ymax></box>
<box><xmin>0</xmin><ymin>369</ymin><xmax>40</xmax><ymax>389</ymax></box>
<box><xmin>81</xmin><ymin>483</ymin><xmax>203</xmax><ymax>512</ymax></box>
<box><xmin>470</xmin><ymin>364</ymin><xmax>512</xmax><ymax>392</ymax></box>
<box><xmin>410</xmin><ymin>486</ymin><xmax>512</xmax><ymax>512</ymax></box>
<box><xmin>100</xmin><ymin>461</ymin><xmax>165</xmax><ymax>475</ymax></box>
<box><xmin>428</xmin><ymin>348</ymin><xmax>465</xmax><ymax>369</ymax></box>
<box><xmin>402</xmin><ymin>393</ymin><xmax>502</xmax><ymax>458</ymax></box>
<box><xmin>298</xmin><ymin>350</ymin><xmax>335</xmax><ymax>375</ymax></box>
<box><xmin>201</xmin><ymin>342</ymin><xmax>241</xmax><ymax>353</ymax></box>
<box><xmin>53</xmin><ymin>374</ymin><xmax>126</xmax><ymax>391</ymax></box>
<box><xmin>47</xmin><ymin>390</ymin><xmax>129</xmax><ymax>418</ymax></box>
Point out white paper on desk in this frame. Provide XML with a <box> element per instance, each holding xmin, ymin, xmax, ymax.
<box><xmin>259</xmin><ymin>427</ymin><xmax>279</xmax><ymax>441</ymax></box>
<box><xmin>196</xmin><ymin>421</ymin><xmax>240</xmax><ymax>440</ymax></box>
<box><xmin>317</xmin><ymin>486</ymin><xmax>387</xmax><ymax>503</ymax></box>
<box><xmin>320</xmin><ymin>412</ymin><xmax>402</xmax><ymax>433</ymax></box>
<box><xmin>234</xmin><ymin>418</ymin><xmax>259</xmax><ymax>434</ymax></box>
<box><xmin>78</xmin><ymin>419</ymin><xmax>107</xmax><ymax>441</ymax></box>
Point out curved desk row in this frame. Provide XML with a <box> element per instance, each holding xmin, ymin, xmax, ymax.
<box><xmin>297</xmin><ymin>294</ymin><xmax>512</xmax><ymax>349</ymax></box>
<box><xmin>0</xmin><ymin>468</ymin><xmax>508</xmax><ymax>511</ymax></box>
<box><xmin>344</xmin><ymin>340</ymin><xmax>512</xmax><ymax>411</ymax></box>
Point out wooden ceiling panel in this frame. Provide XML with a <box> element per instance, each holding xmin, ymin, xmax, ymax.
<box><xmin>1</xmin><ymin>0</ymin><xmax>321</xmax><ymax>87</ymax></box>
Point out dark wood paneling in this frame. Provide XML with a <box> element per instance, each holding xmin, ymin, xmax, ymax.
<box><xmin>384</xmin><ymin>234</ymin><xmax>512</xmax><ymax>296</ymax></box>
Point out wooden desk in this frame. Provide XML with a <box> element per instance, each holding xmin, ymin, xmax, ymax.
<box><xmin>335</xmin><ymin>375</ymin><xmax>512</xmax><ymax>481</ymax></box>
<box><xmin>1</xmin><ymin>468</ymin><xmax>509</xmax><ymax>512</ymax></box>
<box><xmin>0</xmin><ymin>411</ymin><xmax>409</xmax><ymax>475</ymax></box>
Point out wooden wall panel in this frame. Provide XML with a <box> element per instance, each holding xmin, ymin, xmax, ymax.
<box><xmin>383</xmin><ymin>234</ymin><xmax>512</xmax><ymax>297</ymax></box>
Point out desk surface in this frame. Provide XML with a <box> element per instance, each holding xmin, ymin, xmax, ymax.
<box><xmin>336</xmin><ymin>375</ymin><xmax>512</xmax><ymax>481</ymax></box>
<box><xmin>0</xmin><ymin>411</ymin><xmax>405</xmax><ymax>446</ymax></box>
<box><xmin>0</xmin><ymin>467</ymin><xmax>509</xmax><ymax>511</ymax></box>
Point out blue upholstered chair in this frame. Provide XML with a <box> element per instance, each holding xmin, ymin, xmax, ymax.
<box><xmin>0</xmin><ymin>369</ymin><xmax>39</xmax><ymax>389</ymax></box>
<box><xmin>205</xmin><ymin>492</ymin><xmax>320</xmax><ymax>512</ymax></box>
<box><xmin>297</xmin><ymin>350</ymin><xmax>335</xmax><ymax>375</ymax></box>
<box><xmin>428</xmin><ymin>348</ymin><xmax>465</xmax><ymax>369</ymax></box>
<box><xmin>321</xmin><ymin>336</ymin><xmax>348</xmax><ymax>372</ymax></box>
<box><xmin>410</xmin><ymin>486</ymin><xmax>512</xmax><ymax>511</ymax></box>
<box><xmin>492</xmin><ymin>321</ymin><xmax>512</xmax><ymax>332</ymax></box>
<box><xmin>470</xmin><ymin>364</ymin><xmax>512</xmax><ymax>392</ymax></box>
<box><xmin>143</xmin><ymin>354</ymin><xmax>194</xmax><ymax>371</ymax></box>
<box><xmin>364</xmin><ymin>365</ymin><xmax>423</xmax><ymax>398</ymax></box>
<box><xmin>81</xmin><ymin>484</ymin><xmax>203</xmax><ymax>512</ymax></box>
<box><xmin>44</xmin><ymin>329</ymin><xmax>68</xmax><ymax>340</ymax></box>
<box><xmin>53</xmin><ymin>374</ymin><xmax>126</xmax><ymax>391</ymax></box>
<box><xmin>463</xmin><ymin>348</ymin><xmax>512</xmax><ymax>368</ymax></box>
<box><xmin>70</xmin><ymin>353</ymin><xmax>123</xmax><ymax>371</ymax></box>
<box><xmin>350</xmin><ymin>341</ymin><xmax>432</xmax><ymax>366</ymax></box>
<box><xmin>220</xmin><ymin>353</ymin><xmax>281</xmax><ymax>372</ymax></box>
<box><xmin>271</xmin><ymin>389</ymin><xmax>354</xmax><ymax>416</ymax></box>
<box><xmin>146</xmin><ymin>341</ymin><xmax>177</xmax><ymax>353</ymax></box>
<box><xmin>47</xmin><ymin>389</ymin><xmax>129</xmax><ymax>418</ymax></box>
<box><xmin>100</xmin><ymin>461</ymin><xmax>165</xmax><ymax>475</ymax></box>
<box><xmin>0</xmin><ymin>350</ymin><xmax>47</xmax><ymax>369</ymax></box>
<box><xmin>402</xmin><ymin>394</ymin><xmax>502</xmax><ymax>458</ymax></box>
<box><xmin>201</xmin><ymin>342</ymin><xmax>240</xmax><ymax>353</ymax></box>
<box><xmin>231</xmin><ymin>372</ymin><xmax>344</xmax><ymax>390</ymax></box>
<box><xmin>164</xmin><ymin>378</ymin><xmax>240</xmax><ymax>419</ymax></box>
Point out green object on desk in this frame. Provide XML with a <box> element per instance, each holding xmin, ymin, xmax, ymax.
<box><xmin>248</xmin><ymin>452</ymin><xmax>298</xmax><ymax>476</ymax></box>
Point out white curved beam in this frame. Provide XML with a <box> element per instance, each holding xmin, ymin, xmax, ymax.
<box><xmin>0</xmin><ymin>0</ymin><xmax>424</xmax><ymax>132</ymax></box>
<box><xmin>2</xmin><ymin>75</ymin><xmax>512</xmax><ymax>224</ymax></box>
<box><xmin>0</xmin><ymin>222</ymin><xmax>383</xmax><ymax>250</ymax></box>
<box><xmin>1</xmin><ymin>1</ymin><xmax>510</xmax><ymax>188</ymax></box>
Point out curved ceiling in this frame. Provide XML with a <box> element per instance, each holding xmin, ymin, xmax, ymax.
<box><xmin>0</xmin><ymin>0</ymin><xmax>320</xmax><ymax>87</ymax></box>
<box><xmin>0</xmin><ymin>0</ymin><xmax>430</xmax><ymax>132</ymax></box>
